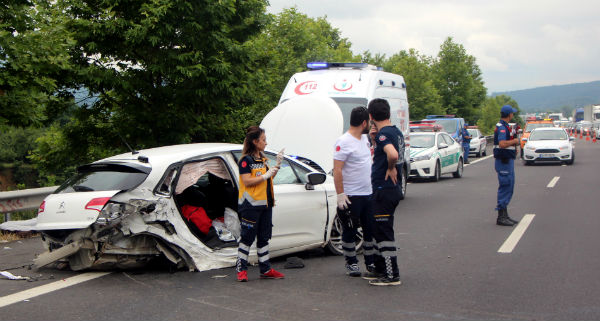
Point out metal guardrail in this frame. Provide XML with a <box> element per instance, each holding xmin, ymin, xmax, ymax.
<box><xmin>0</xmin><ymin>186</ymin><xmax>57</xmax><ymax>222</ymax></box>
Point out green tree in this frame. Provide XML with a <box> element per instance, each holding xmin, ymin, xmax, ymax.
<box><xmin>432</xmin><ymin>37</ymin><xmax>486</xmax><ymax>124</ymax></box>
<box><xmin>477</xmin><ymin>95</ymin><xmax>521</xmax><ymax>135</ymax></box>
<box><xmin>0</xmin><ymin>0</ymin><xmax>76</xmax><ymax>128</ymax></box>
<box><xmin>237</xmin><ymin>7</ymin><xmax>357</xmax><ymax>136</ymax></box>
<box><xmin>382</xmin><ymin>49</ymin><xmax>444</xmax><ymax>120</ymax></box>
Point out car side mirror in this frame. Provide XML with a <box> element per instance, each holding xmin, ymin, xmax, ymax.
<box><xmin>438</xmin><ymin>143</ymin><xmax>448</xmax><ymax>149</ymax></box>
<box><xmin>518</xmin><ymin>129</ymin><xmax>523</xmax><ymax>134</ymax></box>
<box><xmin>569</xmin><ymin>137</ymin><xmax>575</xmax><ymax>141</ymax></box>
<box><xmin>305</xmin><ymin>172</ymin><xmax>326</xmax><ymax>190</ymax></box>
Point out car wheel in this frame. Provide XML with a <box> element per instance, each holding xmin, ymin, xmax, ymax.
<box><xmin>565</xmin><ymin>152</ymin><xmax>574</xmax><ymax>165</ymax></box>
<box><xmin>453</xmin><ymin>158</ymin><xmax>463</xmax><ymax>178</ymax></box>
<box><xmin>325</xmin><ymin>215</ymin><xmax>363</xmax><ymax>256</ymax></box>
<box><xmin>398</xmin><ymin>167</ymin><xmax>407</xmax><ymax>200</ymax></box>
<box><xmin>482</xmin><ymin>149</ymin><xmax>487</xmax><ymax>156</ymax></box>
<box><xmin>431</xmin><ymin>161</ymin><xmax>441</xmax><ymax>182</ymax></box>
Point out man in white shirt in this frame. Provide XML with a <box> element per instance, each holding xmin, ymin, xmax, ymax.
<box><xmin>333</xmin><ymin>106</ymin><xmax>376</xmax><ymax>277</ymax></box>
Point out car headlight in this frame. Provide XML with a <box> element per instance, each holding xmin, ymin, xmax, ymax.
<box><xmin>525</xmin><ymin>145</ymin><xmax>536</xmax><ymax>150</ymax></box>
<box><xmin>413</xmin><ymin>153</ymin><xmax>433</xmax><ymax>162</ymax></box>
<box><xmin>559</xmin><ymin>145</ymin><xmax>570</xmax><ymax>150</ymax></box>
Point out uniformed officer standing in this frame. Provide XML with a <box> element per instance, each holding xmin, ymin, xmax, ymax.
<box><xmin>363</xmin><ymin>99</ymin><xmax>403</xmax><ymax>286</ymax></box>
<box><xmin>493</xmin><ymin>105</ymin><xmax>520</xmax><ymax>226</ymax></box>
<box><xmin>461</xmin><ymin>126</ymin><xmax>472</xmax><ymax>164</ymax></box>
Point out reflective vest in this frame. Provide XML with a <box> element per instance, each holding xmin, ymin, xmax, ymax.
<box><xmin>493</xmin><ymin>120</ymin><xmax>516</xmax><ymax>160</ymax></box>
<box><xmin>238</xmin><ymin>156</ymin><xmax>274</xmax><ymax>208</ymax></box>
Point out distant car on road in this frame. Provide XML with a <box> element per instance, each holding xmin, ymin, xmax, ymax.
<box><xmin>466</xmin><ymin>126</ymin><xmax>487</xmax><ymax>157</ymax></box>
<box><xmin>409</xmin><ymin>131</ymin><xmax>464</xmax><ymax>181</ymax></box>
<box><xmin>522</xmin><ymin>128</ymin><xmax>575</xmax><ymax>165</ymax></box>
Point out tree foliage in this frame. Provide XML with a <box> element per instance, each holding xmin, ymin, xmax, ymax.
<box><xmin>432</xmin><ymin>37</ymin><xmax>487</xmax><ymax>124</ymax></box>
<box><xmin>476</xmin><ymin>95</ymin><xmax>522</xmax><ymax>135</ymax></box>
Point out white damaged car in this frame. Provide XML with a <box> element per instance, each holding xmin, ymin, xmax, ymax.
<box><xmin>34</xmin><ymin>96</ymin><xmax>355</xmax><ymax>271</ymax></box>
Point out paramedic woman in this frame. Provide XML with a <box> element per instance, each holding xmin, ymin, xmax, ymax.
<box><xmin>236</xmin><ymin>126</ymin><xmax>286</xmax><ymax>282</ymax></box>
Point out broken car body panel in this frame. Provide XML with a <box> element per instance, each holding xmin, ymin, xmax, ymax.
<box><xmin>35</xmin><ymin>144</ymin><xmax>336</xmax><ymax>271</ymax></box>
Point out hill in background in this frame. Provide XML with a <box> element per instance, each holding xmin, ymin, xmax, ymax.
<box><xmin>492</xmin><ymin>80</ymin><xmax>600</xmax><ymax>113</ymax></box>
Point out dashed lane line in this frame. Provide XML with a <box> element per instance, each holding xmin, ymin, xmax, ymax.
<box><xmin>0</xmin><ymin>272</ymin><xmax>111</xmax><ymax>309</ymax></box>
<box><xmin>498</xmin><ymin>214</ymin><xmax>536</xmax><ymax>253</ymax></box>
<box><xmin>547</xmin><ymin>176</ymin><xmax>560</xmax><ymax>188</ymax></box>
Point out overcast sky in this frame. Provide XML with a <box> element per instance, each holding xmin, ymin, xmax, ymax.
<box><xmin>267</xmin><ymin>0</ymin><xmax>600</xmax><ymax>93</ymax></box>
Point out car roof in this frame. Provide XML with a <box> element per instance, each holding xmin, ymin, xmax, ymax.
<box><xmin>97</xmin><ymin>143</ymin><xmax>241</xmax><ymax>167</ymax></box>
<box><xmin>530</xmin><ymin>127</ymin><xmax>564</xmax><ymax>131</ymax></box>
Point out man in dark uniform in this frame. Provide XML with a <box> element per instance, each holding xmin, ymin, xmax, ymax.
<box><xmin>461</xmin><ymin>125</ymin><xmax>472</xmax><ymax>164</ymax></box>
<box><xmin>493</xmin><ymin>105</ymin><xmax>520</xmax><ymax>226</ymax></box>
<box><xmin>363</xmin><ymin>98</ymin><xmax>403</xmax><ymax>286</ymax></box>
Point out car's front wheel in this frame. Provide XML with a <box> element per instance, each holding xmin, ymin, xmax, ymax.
<box><xmin>453</xmin><ymin>158</ymin><xmax>463</xmax><ymax>178</ymax></box>
<box><xmin>431</xmin><ymin>161</ymin><xmax>441</xmax><ymax>182</ymax></box>
<box><xmin>565</xmin><ymin>152</ymin><xmax>575</xmax><ymax>165</ymax></box>
<box><xmin>325</xmin><ymin>214</ymin><xmax>363</xmax><ymax>256</ymax></box>
<box><xmin>398</xmin><ymin>166</ymin><xmax>407</xmax><ymax>200</ymax></box>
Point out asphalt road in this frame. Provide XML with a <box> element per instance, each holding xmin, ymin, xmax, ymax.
<box><xmin>1</xmin><ymin>138</ymin><xmax>599</xmax><ymax>321</ymax></box>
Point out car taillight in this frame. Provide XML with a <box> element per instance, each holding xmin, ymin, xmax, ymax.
<box><xmin>38</xmin><ymin>201</ymin><xmax>45</xmax><ymax>214</ymax></box>
<box><xmin>85</xmin><ymin>197</ymin><xmax>111</xmax><ymax>212</ymax></box>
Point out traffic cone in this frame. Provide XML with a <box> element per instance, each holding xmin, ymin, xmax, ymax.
<box><xmin>593</xmin><ymin>130</ymin><xmax>597</xmax><ymax>143</ymax></box>
<box><xmin>586</xmin><ymin>130</ymin><xmax>590</xmax><ymax>141</ymax></box>
<box><xmin>580</xmin><ymin>131</ymin><xmax>583</xmax><ymax>139</ymax></box>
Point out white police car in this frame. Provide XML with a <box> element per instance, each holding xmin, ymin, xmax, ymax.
<box><xmin>409</xmin><ymin>131</ymin><xmax>464</xmax><ymax>181</ymax></box>
<box><xmin>466</xmin><ymin>126</ymin><xmax>487</xmax><ymax>157</ymax></box>
<box><xmin>522</xmin><ymin>127</ymin><xmax>575</xmax><ymax>165</ymax></box>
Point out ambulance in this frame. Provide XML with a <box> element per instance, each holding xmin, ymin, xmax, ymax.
<box><xmin>262</xmin><ymin>62</ymin><xmax>411</xmax><ymax>200</ymax></box>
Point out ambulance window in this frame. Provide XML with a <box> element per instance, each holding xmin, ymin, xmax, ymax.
<box><xmin>331</xmin><ymin>97</ymin><xmax>368</xmax><ymax>132</ymax></box>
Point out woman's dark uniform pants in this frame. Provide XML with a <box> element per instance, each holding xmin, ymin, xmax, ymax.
<box><xmin>339</xmin><ymin>195</ymin><xmax>376</xmax><ymax>269</ymax></box>
<box><xmin>371</xmin><ymin>187</ymin><xmax>401</xmax><ymax>279</ymax></box>
<box><xmin>236</xmin><ymin>207</ymin><xmax>272</xmax><ymax>274</ymax></box>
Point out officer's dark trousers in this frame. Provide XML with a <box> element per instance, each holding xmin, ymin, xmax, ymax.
<box><xmin>371</xmin><ymin>187</ymin><xmax>401</xmax><ymax>279</ymax></box>
<box><xmin>236</xmin><ymin>207</ymin><xmax>272</xmax><ymax>274</ymax></box>
<box><xmin>341</xmin><ymin>195</ymin><xmax>375</xmax><ymax>268</ymax></box>
<box><xmin>462</xmin><ymin>144</ymin><xmax>470</xmax><ymax>162</ymax></box>
<box><xmin>495</xmin><ymin>158</ymin><xmax>515</xmax><ymax>210</ymax></box>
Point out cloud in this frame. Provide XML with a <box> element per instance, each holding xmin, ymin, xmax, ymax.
<box><xmin>267</xmin><ymin>0</ymin><xmax>600</xmax><ymax>92</ymax></box>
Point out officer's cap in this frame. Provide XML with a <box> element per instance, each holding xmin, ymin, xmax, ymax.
<box><xmin>501</xmin><ymin>105</ymin><xmax>517</xmax><ymax>115</ymax></box>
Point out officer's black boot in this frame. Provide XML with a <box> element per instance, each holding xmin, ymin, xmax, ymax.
<box><xmin>505</xmin><ymin>208</ymin><xmax>519</xmax><ymax>224</ymax></box>
<box><xmin>496</xmin><ymin>209</ymin><xmax>515</xmax><ymax>226</ymax></box>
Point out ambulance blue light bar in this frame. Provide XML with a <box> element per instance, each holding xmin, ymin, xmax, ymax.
<box><xmin>307</xmin><ymin>62</ymin><xmax>369</xmax><ymax>70</ymax></box>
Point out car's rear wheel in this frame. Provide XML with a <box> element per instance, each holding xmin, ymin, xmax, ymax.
<box><xmin>453</xmin><ymin>158</ymin><xmax>463</xmax><ymax>178</ymax></box>
<box><xmin>431</xmin><ymin>161</ymin><xmax>441</xmax><ymax>182</ymax></box>
<box><xmin>325</xmin><ymin>215</ymin><xmax>363</xmax><ymax>256</ymax></box>
<box><xmin>398</xmin><ymin>166</ymin><xmax>407</xmax><ymax>200</ymax></box>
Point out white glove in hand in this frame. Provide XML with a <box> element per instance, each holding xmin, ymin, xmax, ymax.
<box><xmin>262</xmin><ymin>167</ymin><xmax>278</xmax><ymax>181</ymax></box>
<box><xmin>276</xmin><ymin>148</ymin><xmax>285</xmax><ymax>167</ymax></box>
<box><xmin>336</xmin><ymin>193</ymin><xmax>351</xmax><ymax>210</ymax></box>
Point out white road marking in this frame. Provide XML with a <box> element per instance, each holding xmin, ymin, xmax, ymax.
<box><xmin>498</xmin><ymin>214</ymin><xmax>535</xmax><ymax>253</ymax></box>
<box><xmin>547</xmin><ymin>176</ymin><xmax>560</xmax><ymax>188</ymax></box>
<box><xmin>0</xmin><ymin>272</ymin><xmax>111</xmax><ymax>308</ymax></box>
<box><xmin>465</xmin><ymin>154</ymin><xmax>493</xmax><ymax>166</ymax></box>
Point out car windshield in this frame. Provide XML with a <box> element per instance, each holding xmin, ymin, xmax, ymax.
<box><xmin>56</xmin><ymin>164</ymin><xmax>149</xmax><ymax>193</ymax></box>
<box><xmin>467</xmin><ymin>129</ymin><xmax>479</xmax><ymax>137</ymax></box>
<box><xmin>525</xmin><ymin>123</ymin><xmax>553</xmax><ymax>132</ymax></box>
<box><xmin>410</xmin><ymin>134</ymin><xmax>436</xmax><ymax>148</ymax></box>
<box><xmin>332</xmin><ymin>97</ymin><xmax>369</xmax><ymax>132</ymax></box>
<box><xmin>431</xmin><ymin>119</ymin><xmax>458</xmax><ymax>134</ymax></box>
<box><xmin>529</xmin><ymin>130</ymin><xmax>567</xmax><ymax>141</ymax></box>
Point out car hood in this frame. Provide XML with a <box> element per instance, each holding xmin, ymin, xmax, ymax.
<box><xmin>261</xmin><ymin>95</ymin><xmax>343</xmax><ymax>173</ymax></box>
<box><xmin>35</xmin><ymin>190</ymin><xmax>120</xmax><ymax>230</ymax></box>
<box><xmin>410</xmin><ymin>147</ymin><xmax>435</xmax><ymax>158</ymax></box>
<box><xmin>525</xmin><ymin>140</ymin><xmax>570</xmax><ymax>149</ymax></box>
